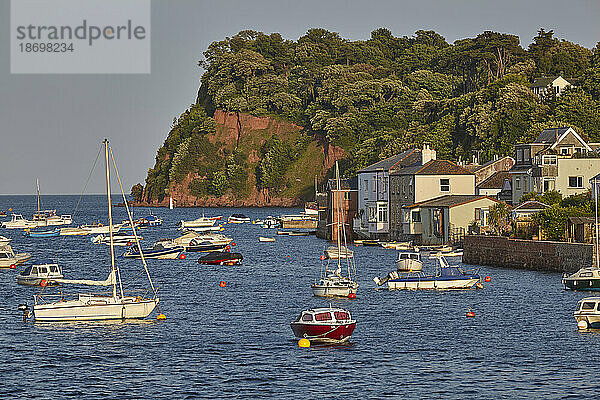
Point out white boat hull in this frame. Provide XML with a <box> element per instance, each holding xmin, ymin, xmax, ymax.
<box><xmin>33</xmin><ymin>295</ymin><xmax>159</xmax><ymax>322</ymax></box>
<box><xmin>387</xmin><ymin>278</ymin><xmax>479</xmax><ymax>290</ymax></box>
<box><xmin>396</xmin><ymin>259</ymin><xmax>423</xmax><ymax>272</ymax></box>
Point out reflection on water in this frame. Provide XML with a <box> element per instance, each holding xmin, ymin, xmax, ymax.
<box><xmin>0</xmin><ymin>195</ymin><xmax>599</xmax><ymax>399</ymax></box>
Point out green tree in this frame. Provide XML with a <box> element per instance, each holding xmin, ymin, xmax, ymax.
<box><xmin>489</xmin><ymin>202</ymin><xmax>511</xmax><ymax>235</ymax></box>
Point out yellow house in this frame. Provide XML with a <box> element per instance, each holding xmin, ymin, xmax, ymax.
<box><xmin>404</xmin><ymin>195</ymin><xmax>499</xmax><ymax>245</ymax></box>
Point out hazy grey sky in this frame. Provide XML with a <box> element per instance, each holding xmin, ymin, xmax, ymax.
<box><xmin>1</xmin><ymin>0</ymin><xmax>598</xmax><ymax>194</ymax></box>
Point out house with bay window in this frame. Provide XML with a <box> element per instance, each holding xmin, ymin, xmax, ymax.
<box><xmin>509</xmin><ymin>127</ymin><xmax>600</xmax><ymax>204</ymax></box>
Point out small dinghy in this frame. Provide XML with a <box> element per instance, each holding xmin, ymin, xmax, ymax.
<box><xmin>259</xmin><ymin>237</ymin><xmax>275</xmax><ymax>242</ymax></box>
<box><xmin>24</xmin><ymin>228</ymin><xmax>61</xmax><ymax>238</ymax></box>
<box><xmin>123</xmin><ymin>242</ymin><xmax>184</xmax><ymax>259</ymax></box>
<box><xmin>198</xmin><ymin>251</ymin><xmax>243</xmax><ymax>266</ymax></box>
<box><xmin>17</xmin><ymin>259</ymin><xmax>63</xmax><ymax>286</ymax></box>
<box><xmin>325</xmin><ymin>246</ymin><xmax>353</xmax><ymax>259</ymax></box>
<box><xmin>290</xmin><ymin>307</ymin><xmax>356</xmax><ymax>343</ymax></box>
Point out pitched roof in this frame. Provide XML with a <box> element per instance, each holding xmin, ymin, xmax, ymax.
<box><xmin>512</xmin><ymin>200</ymin><xmax>549</xmax><ymax>211</ymax></box>
<box><xmin>392</xmin><ymin>159</ymin><xmax>474</xmax><ymax>176</ymax></box>
<box><xmin>531</xmin><ymin>76</ymin><xmax>558</xmax><ymax>88</ymax></box>
<box><xmin>477</xmin><ymin>171</ymin><xmax>511</xmax><ymax>189</ymax></box>
<box><xmin>534</xmin><ymin>127</ymin><xmax>570</xmax><ymax>144</ymax></box>
<box><xmin>406</xmin><ymin>195</ymin><xmax>498</xmax><ymax>209</ymax></box>
<box><xmin>590</xmin><ymin>173</ymin><xmax>600</xmax><ymax>182</ymax></box>
<box><xmin>357</xmin><ymin>149</ymin><xmax>418</xmax><ymax>173</ymax></box>
<box><xmin>568</xmin><ymin>216</ymin><xmax>595</xmax><ymax>224</ymax></box>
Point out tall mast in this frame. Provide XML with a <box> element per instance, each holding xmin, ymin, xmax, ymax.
<box><xmin>104</xmin><ymin>139</ymin><xmax>117</xmax><ymax>299</ymax></box>
<box><xmin>36</xmin><ymin>178</ymin><xmax>40</xmax><ymax>216</ymax></box>
<box><xmin>594</xmin><ymin>178</ymin><xmax>600</xmax><ymax>268</ymax></box>
<box><xmin>335</xmin><ymin>162</ymin><xmax>342</xmax><ymax>272</ymax></box>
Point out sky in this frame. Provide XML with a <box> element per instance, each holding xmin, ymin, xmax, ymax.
<box><xmin>1</xmin><ymin>0</ymin><xmax>599</xmax><ymax>194</ymax></box>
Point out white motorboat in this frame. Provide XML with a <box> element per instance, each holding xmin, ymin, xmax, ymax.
<box><xmin>0</xmin><ymin>245</ymin><xmax>32</xmax><ymax>268</ymax></box>
<box><xmin>24</xmin><ymin>139</ymin><xmax>160</xmax><ymax>322</ymax></box>
<box><xmin>259</xmin><ymin>236</ymin><xmax>275</xmax><ymax>242</ymax></box>
<box><xmin>17</xmin><ymin>260</ymin><xmax>63</xmax><ymax>286</ymax></box>
<box><xmin>228</xmin><ymin>214</ymin><xmax>251</xmax><ymax>223</ymax></box>
<box><xmin>80</xmin><ymin>222</ymin><xmax>122</xmax><ymax>234</ymax></box>
<box><xmin>0</xmin><ymin>235</ymin><xmax>11</xmax><ymax>246</ymax></box>
<box><xmin>60</xmin><ymin>227</ymin><xmax>89</xmax><ymax>236</ymax></box>
<box><xmin>179</xmin><ymin>225</ymin><xmax>223</xmax><ymax>232</ymax></box>
<box><xmin>312</xmin><ymin>162</ymin><xmax>358</xmax><ymax>298</ymax></box>
<box><xmin>186</xmin><ymin>233</ymin><xmax>233</xmax><ymax>252</ymax></box>
<box><xmin>179</xmin><ymin>216</ymin><xmax>216</xmax><ymax>229</ymax></box>
<box><xmin>2</xmin><ymin>214</ymin><xmax>38</xmax><ymax>229</ymax></box>
<box><xmin>574</xmin><ymin>297</ymin><xmax>600</xmax><ymax>329</ymax></box>
<box><xmin>93</xmin><ymin>233</ymin><xmax>141</xmax><ymax>246</ymax></box>
<box><xmin>396</xmin><ymin>252</ymin><xmax>423</xmax><ymax>272</ymax></box>
<box><xmin>374</xmin><ymin>256</ymin><xmax>481</xmax><ymax>290</ymax></box>
<box><xmin>325</xmin><ymin>245</ymin><xmax>354</xmax><ymax>259</ymax></box>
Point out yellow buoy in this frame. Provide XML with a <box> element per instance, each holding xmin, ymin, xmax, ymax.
<box><xmin>157</xmin><ymin>313</ymin><xmax>166</xmax><ymax>320</ymax></box>
<box><xmin>298</xmin><ymin>338</ymin><xmax>310</xmax><ymax>348</ymax></box>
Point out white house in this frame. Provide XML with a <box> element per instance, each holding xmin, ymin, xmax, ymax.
<box><xmin>531</xmin><ymin>76</ymin><xmax>572</xmax><ymax>99</ymax></box>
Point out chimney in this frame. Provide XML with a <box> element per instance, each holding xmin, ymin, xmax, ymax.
<box><xmin>421</xmin><ymin>142</ymin><xmax>436</xmax><ymax>164</ymax></box>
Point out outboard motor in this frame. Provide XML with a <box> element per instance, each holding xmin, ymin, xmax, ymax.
<box><xmin>18</xmin><ymin>303</ymin><xmax>29</xmax><ymax>322</ymax></box>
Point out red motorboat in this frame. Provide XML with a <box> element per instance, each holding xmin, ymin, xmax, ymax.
<box><xmin>290</xmin><ymin>307</ymin><xmax>356</xmax><ymax>343</ymax></box>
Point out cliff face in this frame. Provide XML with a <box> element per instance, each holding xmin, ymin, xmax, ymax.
<box><xmin>137</xmin><ymin>109</ymin><xmax>345</xmax><ymax>207</ymax></box>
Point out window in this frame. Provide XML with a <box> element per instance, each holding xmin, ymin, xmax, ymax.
<box><xmin>542</xmin><ymin>155</ymin><xmax>557</xmax><ymax>165</ymax></box>
<box><xmin>22</xmin><ymin>266</ymin><xmax>32</xmax><ymax>275</ymax></box>
<box><xmin>302</xmin><ymin>313</ymin><xmax>313</xmax><ymax>322</ymax></box>
<box><xmin>368</xmin><ymin>207</ymin><xmax>376</xmax><ymax>222</ymax></box>
<box><xmin>372</xmin><ymin>177</ymin><xmax>376</xmax><ymax>192</ymax></box>
<box><xmin>378</xmin><ymin>204</ymin><xmax>388</xmax><ymax>223</ymax></box>
<box><xmin>568</xmin><ymin>176</ymin><xmax>583</xmax><ymax>188</ymax></box>
<box><xmin>475</xmin><ymin>208</ymin><xmax>481</xmax><ymax>220</ymax></box>
<box><xmin>440</xmin><ymin>179</ymin><xmax>450</xmax><ymax>192</ymax></box>
<box><xmin>561</xmin><ymin>147</ymin><xmax>571</xmax><ymax>155</ymax></box>
<box><xmin>344</xmin><ymin>192</ymin><xmax>350</xmax><ymax>201</ymax></box>
<box><xmin>363</xmin><ymin>180</ymin><xmax>369</xmax><ymax>199</ymax></box>
<box><xmin>39</xmin><ymin>267</ymin><xmax>47</xmax><ymax>274</ymax></box>
<box><xmin>334</xmin><ymin>311</ymin><xmax>349</xmax><ymax>321</ymax></box>
<box><xmin>31</xmin><ymin>267</ymin><xmax>38</xmax><ymax>274</ymax></box>
<box><xmin>411</xmin><ymin>211</ymin><xmax>421</xmax><ymax>222</ymax></box>
<box><xmin>582</xmin><ymin>302</ymin><xmax>596</xmax><ymax>310</ymax></box>
<box><xmin>524</xmin><ymin>148</ymin><xmax>530</xmax><ymax>162</ymax></box>
<box><xmin>315</xmin><ymin>312</ymin><xmax>332</xmax><ymax>321</ymax></box>
<box><xmin>515</xmin><ymin>178</ymin><xmax>521</xmax><ymax>190</ymax></box>
<box><xmin>516</xmin><ymin>149</ymin><xmax>523</xmax><ymax>162</ymax></box>
<box><xmin>580</xmin><ymin>272</ymin><xmax>594</xmax><ymax>278</ymax></box>
<box><xmin>543</xmin><ymin>179</ymin><xmax>555</xmax><ymax>192</ymax></box>
<box><xmin>50</xmin><ymin>265</ymin><xmax>58</xmax><ymax>273</ymax></box>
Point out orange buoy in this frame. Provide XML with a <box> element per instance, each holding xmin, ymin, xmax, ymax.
<box><xmin>484</xmin><ymin>276</ymin><xmax>491</xmax><ymax>282</ymax></box>
<box><xmin>231</xmin><ymin>242</ymin><xmax>236</xmax><ymax>247</ymax></box>
<box><xmin>9</xmin><ymin>264</ymin><xmax>16</xmax><ymax>269</ymax></box>
<box><xmin>348</xmin><ymin>293</ymin><xmax>356</xmax><ymax>299</ymax></box>
<box><xmin>8</xmin><ymin>208</ymin><xmax>12</xmax><ymax>211</ymax></box>
<box><xmin>126</xmin><ymin>241</ymin><xmax>132</xmax><ymax>246</ymax></box>
<box><xmin>319</xmin><ymin>255</ymin><xmax>326</xmax><ymax>261</ymax></box>
<box><xmin>179</xmin><ymin>253</ymin><xmax>186</xmax><ymax>260</ymax></box>
<box><xmin>219</xmin><ymin>281</ymin><xmax>226</xmax><ymax>287</ymax></box>
<box><xmin>466</xmin><ymin>310</ymin><xmax>475</xmax><ymax>318</ymax></box>
<box><xmin>40</xmin><ymin>280</ymin><xmax>48</xmax><ymax>287</ymax></box>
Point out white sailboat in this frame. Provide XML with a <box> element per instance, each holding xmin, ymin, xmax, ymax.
<box><xmin>29</xmin><ymin>139</ymin><xmax>160</xmax><ymax>322</ymax></box>
<box><xmin>311</xmin><ymin>162</ymin><xmax>358</xmax><ymax>297</ymax></box>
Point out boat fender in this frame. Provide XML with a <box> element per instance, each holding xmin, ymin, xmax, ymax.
<box><xmin>40</xmin><ymin>280</ymin><xmax>48</xmax><ymax>287</ymax></box>
<box><xmin>578</xmin><ymin>320</ymin><xmax>589</xmax><ymax>330</ymax></box>
<box><xmin>179</xmin><ymin>253</ymin><xmax>186</xmax><ymax>260</ymax></box>
<box><xmin>320</xmin><ymin>255</ymin><xmax>326</xmax><ymax>261</ymax></box>
<box><xmin>219</xmin><ymin>281</ymin><xmax>227</xmax><ymax>287</ymax></box>
<box><xmin>9</xmin><ymin>264</ymin><xmax>16</xmax><ymax>269</ymax></box>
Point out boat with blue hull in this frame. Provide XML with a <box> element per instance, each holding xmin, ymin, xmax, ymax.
<box><xmin>374</xmin><ymin>256</ymin><xmax>482</xmax><ymax>290</ymax></box>
<box><xmin>24</xmin><ymin>228</ymin><xmax>61</xmax><ymax>238</ymax></box>
<box><xmin>123</xmin><ymin>242</ymin><xmax>184</xmax><ymax>259</ymax></box>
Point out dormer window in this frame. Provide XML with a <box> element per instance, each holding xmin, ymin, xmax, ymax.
<box><xmin>524</xmin><ymin>148</ymin><xmax>530</xmax><ymax>162</ymax></box>
<box><xmin>516</xmin><ymin>149</ymin><xmax>523</xmax><ymax>162</ymax></box>
<box><xmin>542</xmin><ymin>155</ymin><xmax>557</xmax><ymax>165</ymax></box>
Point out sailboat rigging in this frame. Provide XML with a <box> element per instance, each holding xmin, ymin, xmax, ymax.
<box><xmin>26</xmin><ymin>139</ymin><xmax>160</xmax><ymax>322</ymax></box>
<box><xmin>311</xmin><ymin>161</ymin><xmax>358</xmax><ymax>297</ymax></box>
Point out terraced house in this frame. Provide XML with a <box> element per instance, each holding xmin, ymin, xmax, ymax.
<box><xmin>509</xmin><ymin>127</ymin><xmax>600</xmax><ymax>204</ymax></box>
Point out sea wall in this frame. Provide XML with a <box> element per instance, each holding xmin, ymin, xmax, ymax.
<box><xmin>463</xmin><ymin>235</ymin><xmax>593</xmax><ymax>273</ymax></box>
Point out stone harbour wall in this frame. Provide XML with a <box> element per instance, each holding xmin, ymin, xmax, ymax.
<box><xmin>463</xmin><ymin>235</ymin><xmax>593</xmax><ymax>273</ymax></box>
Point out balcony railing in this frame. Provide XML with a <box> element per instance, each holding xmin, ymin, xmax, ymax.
<box><xmin>532</xmin><ymin>164</ymin><xmax>558</xmax><ymax>177</ymax></box>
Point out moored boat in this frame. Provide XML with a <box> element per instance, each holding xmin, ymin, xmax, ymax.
<box><xmin>290</xmin><ymin>307</ymin><xmax>356</xmax><ymax>343</ymax></box>
<box><xmin>396</xmin><ymin>251</ymin><xmax>423</xmax><ymax>272</ymax></box>
<box><xmin>574</xmin><ymin>297</ymin><xmax>600</xmax><ymax>329</ymax></box>
<box><xmin>259</xmin><ymin>236</ymin><xmax>275</xmax><ymax>242</ymax></box>
<box><xmin>198</xmin><ymin>251</ymin><xmax>243</xmax><ymax>265</ymax></box>
<box><xmin>17</xmin><ymin>260</ymin><xmax>63</xmax><ymax>286</ymax></box>
<box><xmin>324</xmin><ymin>245</ymin><xmax>353</xmax><ymax>259</ymax></box>
<box><xmin>0</xmin><ymin>245</ymin><xmax>32</xmax><ymax>268</ymax></box>
<box><xmin>373</xmin><ymin>256</ymin><xmax>481</xmax><ymax>290</ymax></box>
<box><xmin>0</xmin><ymin>235</ymin><xmax>11</xmax><ymax>246</ymax></box>
<box><xmin>92</xmin><ymin>233</ymin><xmax>141</xmax><ymax>246</ymax></box>
<box><xmin>563</xmin><ymin>267</ymin><xmax>600</xmax><ymax>291</ymax></box>
<box><xmin>186</xmin><ymin>233</ymin><xmax>233</xmax><ymax>252</ymax></box>
<box><xmin>2</xmin><ymin>214</ymin><xmax>38</xmax><ymax>229</ymax></box>
<box><xmin>137</xmin><ymin>214</ymin><xmax>163</xmax><ymax>227</ymax></box>
<box><xmin>228</xmin><ymin>214</ymin><xmax>251</xmax><ymax>223</ymax></box>
<box><xmin>24</xmin><ymin>228</ymin><xmax>61</xmax><ymax>238</ymax></box>
<box><xmin>123</xmin><ymin>242</ymin><xmax>184</xmax><ymax>259</ymax></box>
<box><xmin>179</xmin><ymin>216</ymin><xmax>216</xmax><ymax>229</ymax></box>
<box><xmin>60</xmin><ymin>227</ymin><xmax>89</xmax><ymax>236</ymax></box>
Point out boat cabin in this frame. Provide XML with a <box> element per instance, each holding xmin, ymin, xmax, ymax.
<box><xmin>295</xmin><ymin>308</ymin><xmax>353</xmax><ymax>324</ymax></box>
<box><xmin>18</xmin><ymin>260</ymin><xmax>63</xmax><ymax>285</ymax></box>
<box><xmin>575</xmin><ymin>297</ymin><xmax>600</xmax><ymax>313</ymax></box>
<box><xmin>397</xmin><ymin>252</ymin><xmax>421</xmax><ymax>262</ymax></box>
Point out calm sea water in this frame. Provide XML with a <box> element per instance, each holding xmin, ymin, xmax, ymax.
<box><xmin>0</xmin><ymin>195</ymin><xmax>598</xmax><ymax>399</ymax></box>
